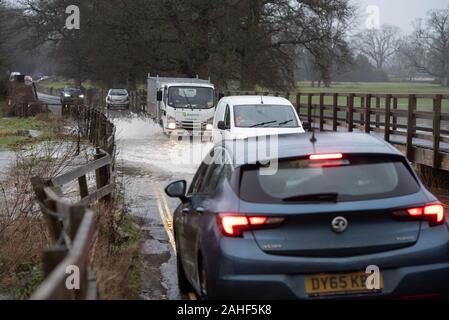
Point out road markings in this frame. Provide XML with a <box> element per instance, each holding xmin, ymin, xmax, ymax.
<box><xmin>157</xmin><ymin>182</ymin><xmax>174</xmax><ymax>230</ymax></box>
<box><xmin>152</xmin><ymin>183</ymin><xmax>198</xmax><ymax>301</ymax></box>
<box><xmin>153</xmin><ymin>184</ymin><xmax>176</xmax><ymax>252</ymax></box>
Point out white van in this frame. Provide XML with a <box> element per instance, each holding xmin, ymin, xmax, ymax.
<box><xmin>147</xmin><ymin>75</ymin><xmax>215</xmax><ymax>136</ymax></box>
<box><xmin>213</xmin><ymin>96</ymin><xmax>306</xmax><ymax>143</ymax></box>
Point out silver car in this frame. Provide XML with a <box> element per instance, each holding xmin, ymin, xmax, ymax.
<box><xmin>106</xmin><ymin>89</ymin><xmax>130</xmax><ymax>109</ymax></box>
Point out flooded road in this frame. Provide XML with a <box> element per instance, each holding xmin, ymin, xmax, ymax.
<box><xmin>0</xmin><ymin>150</ymin><xmax>15</xmax><ymax>180</ymax></box>
<box><xmin>34</xmin><ymin>96</ymin><xmax>449</xmax><ymax>300</ymax></box>
<box><xmin>108</xmin><ymin>110</ymin><xmax>213</xmax><ymax>300</ymax></box>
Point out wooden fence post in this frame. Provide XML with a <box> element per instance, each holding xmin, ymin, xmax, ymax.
<box><xmin>406</xmin><ymin>94</ymin><xmax>417</xmax><ymax>161</ymax></box>
<box><xmin>42</xmin><ymin>247</ymin><xmax>68</xmax><ymax>278</ymax></box>
<box><xmin>376</xmin><ymin>96</ymin><xmax>381</xmax><ymax>128</ymax></box>
<box><xmin>360</xmin><ymin>96</ymin><xmax>365</xmax><ymax>125</ymax></box>
<box><xmin>384</xmin><ymin>94</ymin><xmax>392</xmax><ymax>142</ymax></box>
<box><xmin>319</xmin><ymin>93</ymin><xmax>325</xmax><ymax>131</ymax></box>
<box><xmin>365</xmin><ymin>94</ymin><xmax>372</xmax><ymax>133</ymax></box>
<box><xmin>307</xmin><ymin>94</ymin><xmax>313</xmax><ymax>128</ymax></box>
<box><xmin>392</xmin><ymin>97</ymin><xmax>398</xmax><ymax>131</ymax></box>
<box><xmin>333</xmin><ymin>93</ymin><xmax>339</xmax><ymax>132</ymax></box>
<box><xmin>433</xmin><ymin>95</ymin><xmax>442</xmax><ymax>168</ymax></box>
<box><xmin>348</xmin><ymin>94</ymin><xmax>355</xmax><ymax>132</ymax></box>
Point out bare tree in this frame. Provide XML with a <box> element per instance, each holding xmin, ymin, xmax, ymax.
<box><xmin>16</xmin><ymin>0</ymin><xmax>355</xmax><ymax>91</ymax></box>
<box><xmin>399</xmin><ymin>8</ymin><xmax>449</xmax><ymax>86</ymax></box>
<box><xmin>354</xmin><ymin>25</ymin><xmax>399</xmax><ymax>70</ymax></box>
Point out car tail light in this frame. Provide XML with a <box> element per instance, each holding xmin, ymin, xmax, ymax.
<box><xmin>217</xmin><ymin>214</ymin><xmax>285</xmax><ymax>237</ymax></box>
<box><xmin>394</xmin><ymin>204</ymin><xmax>445</xmax><ymax>226</ymax></box>
<box><xmin>309</xmin><ymin>153</ymin><xmax>343</xmax><ymax>161</ymax></box>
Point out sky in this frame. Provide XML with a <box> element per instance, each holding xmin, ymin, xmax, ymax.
<box><xmin>353</xmin><ymin>0</ymin><xmax>449</xmax><ymax>33</ymax></box>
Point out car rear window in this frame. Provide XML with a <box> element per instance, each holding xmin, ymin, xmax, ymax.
<box><xmin>110</xmin><ymin>89</ymin><xmax>127</xmax><ymax>96</ymax></box>
<box><xmin>239</xmin><ymin>155</ymin><xmax>420</xmax><ymax>203</ymax></box>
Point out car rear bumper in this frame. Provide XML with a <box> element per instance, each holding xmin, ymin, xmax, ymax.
<box><xmin>210</xmin><ymin>262</ymin><xmax>449</xmax><ymax>300</ymax></box>
<box><xmin>204</xmin><ymin>225</ymin><xmax>449</xmax><ymax>299</ymax></box>
<box><xmin>107</xmin><ymin>102</ymin><xmax>129</xmax><ymax>107</ymax></box>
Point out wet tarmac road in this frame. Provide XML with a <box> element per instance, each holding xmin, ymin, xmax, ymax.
<box><xmin>108</xmin><ymin>110</ymin><xmax>213</xmax><ymax>300</ymax></box>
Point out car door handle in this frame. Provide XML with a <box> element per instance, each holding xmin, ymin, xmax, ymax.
<box><xmin>196</xmin><ymin>207</ymin><xmax>205</xmax><ymax>214</ymax></box>
<box><xmin>182</xmin><ymin>208</ymin><xmax>191</xmax><ymax>214</ymax></box>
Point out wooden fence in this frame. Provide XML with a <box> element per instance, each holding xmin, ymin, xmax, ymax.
<box><xmin>224</xmin><ymin>91</ymin><xmax>449</xmax><ymax>171</ymax></box>
<box><xmin>30</xmin><ymin>103</ymin><xmax>116</xmax><ymax>300</ymax></box>
<box><xmin>129</xmin><ymin>90</ymin><xmax>147</xmax><ymax>113</ymax></box>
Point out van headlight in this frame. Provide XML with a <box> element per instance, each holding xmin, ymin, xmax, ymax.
<box><xmin>168</xmin><ymin>122</ymin><xmax>177</xmax><ymax>130</ymax></box>
<box><xmin>168</xmin><ymin>116</ymin><xmax>177</xmax><ymax>130</ymax></box>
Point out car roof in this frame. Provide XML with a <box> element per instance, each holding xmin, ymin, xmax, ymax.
<box><xmin>220</xmin><ymin>132</ymin><xmax>403</xmax><ymax>166</ymax></box>
<box><xmin>219</xmin><ymin>96</ymin><xmax>293</xmax><ymax>107</ymax></box>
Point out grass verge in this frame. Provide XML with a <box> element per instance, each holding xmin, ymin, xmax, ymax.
<box><xmin>92</xmin><ymin>190</ymin><xmax>142</xmax><ymax>300</ymax></box>
<box><xmin>0</xmin><ymin>102</ymin><xmax>61</xmax><ymax>149</ymax></box>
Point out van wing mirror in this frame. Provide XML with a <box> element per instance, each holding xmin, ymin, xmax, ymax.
<box><xmin>157</xmin><ymin>90</ymin><xmax>163</xmax><ymax>101</ymax></box>
<box><xmin>217</xmin><ymin>121</ymin><xmax>230</xmax><ymax>130</ymax></box>
<box><xmin>302</xmin><ymin>121</ymin><xmax>311</xmax><ymax>131</ymax></box>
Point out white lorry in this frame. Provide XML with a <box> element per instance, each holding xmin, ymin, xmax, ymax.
<box><xmin>147</xmin><ymin>75</ymin><xmax>216</xmax><ymax>136</ymax></box>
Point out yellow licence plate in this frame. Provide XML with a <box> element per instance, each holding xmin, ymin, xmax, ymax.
<box><xmin>305</xmin><ymin>272</ymin><xmax>383</xmax><ymax>297</ymax></box>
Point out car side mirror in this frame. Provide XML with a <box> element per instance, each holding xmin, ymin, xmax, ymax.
<box><xmin>165</xmin><ymin>180</ymin><xmax>188</xmax><ymax>203</ymax></box>
<box><xmin>157</xmin><ymin>90</ymin><xmax>163</xmax><ymax>102</ymax></box>
<box><xmin>302</xmin><ymin>121</ymin><xmax>311</xmax><ymax>131</ymax></box>
<box><xmin>218</xmin><ymin>121</ymin><xmax>230</xmax><ymax>130</ymax></box>
<box><xmin>218</xmin><ymin>92</ymin><xmax>225</xmax><ymax>100</ymax></box>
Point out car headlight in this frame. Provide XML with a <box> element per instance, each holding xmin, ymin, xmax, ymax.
<box><xmin>79</xmin><ymin>95</ymin><xmax>85</xmax><ymax>99</ymax></box>
<box><xmin>206</xmin><ymin>124</ymin><xmax>213</xmax><ymax>131</ymax></box>
<box><xmin>64</xmin><ymin>93</ymin><xmax>70</xmax><ymax>97</ymax></box>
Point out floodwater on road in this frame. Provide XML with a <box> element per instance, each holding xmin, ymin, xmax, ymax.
<box><xmin>0</xmin><ymin>150</ymin><xmax>15</xmax><ymax>181</ymax></box>
<box><xmin>108</xmin><ymin>110</ymin><xmax>213</xmax><ymax>300</ymax></box>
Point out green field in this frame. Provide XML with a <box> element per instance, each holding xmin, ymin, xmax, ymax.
<box><xmin>0</xmin><ymin>101</ymin><xmax>52</xmax><ymax>148</ymax></box>
<box><xmin>296</xmin><ymin>82</ymin><xmax>449</xmax><ymax>95</ymax></box>
<box><xmin>37</xmin><ymin>78</ymin><xmax>101</xmax><ymax>92</ymax></box>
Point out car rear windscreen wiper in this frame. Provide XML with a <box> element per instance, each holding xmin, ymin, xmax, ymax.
<box><xmin>282</xmin><ymin>193</ymin><xmax>339</xmax><ymax>202</ymax></box>
<box><xmin>250</xmin><ymin>120</ymin><xmax>277</xmax><ymax>128</ymax></box>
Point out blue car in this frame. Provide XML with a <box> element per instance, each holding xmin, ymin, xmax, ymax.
<box><xmin>165</xmin><ymin>133</ymin><xmax>449</xmax><ymax>300</ymax></box>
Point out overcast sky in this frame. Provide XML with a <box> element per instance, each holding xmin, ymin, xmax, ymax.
<box><xmin>353</xmin><ymin>0</ymin><xmax>449</xmax><ymax>33</ymax></box>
